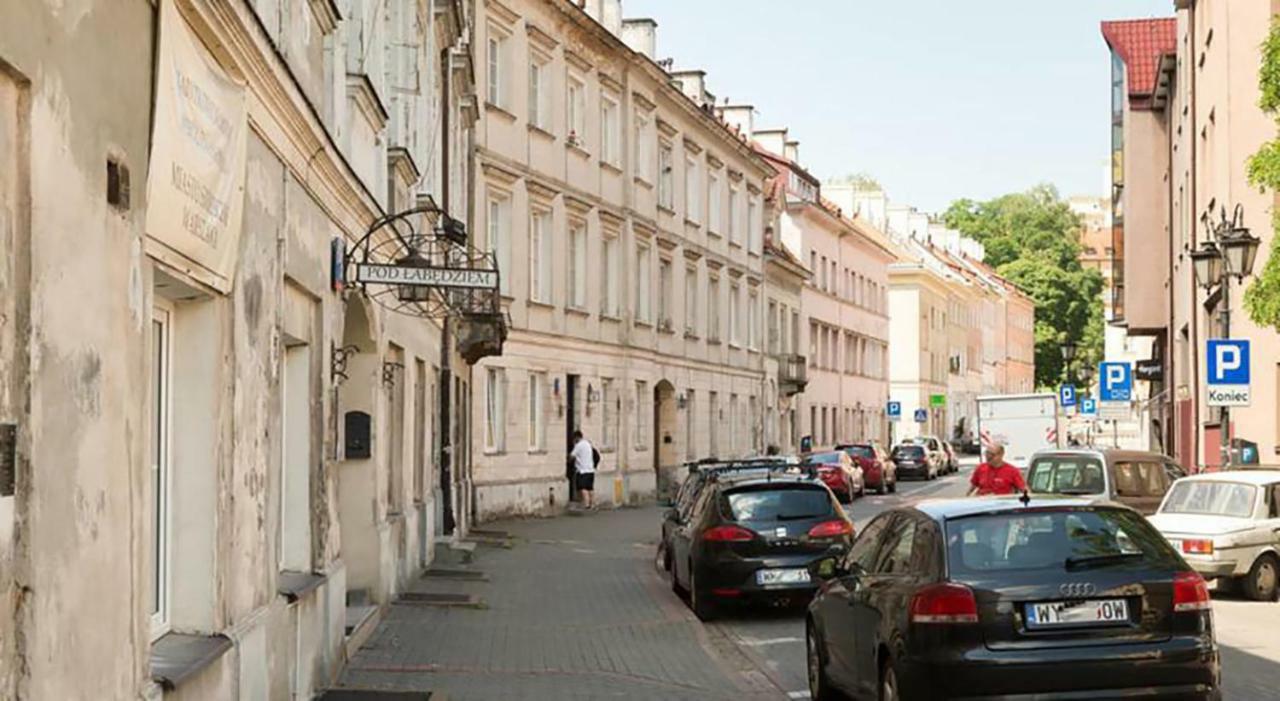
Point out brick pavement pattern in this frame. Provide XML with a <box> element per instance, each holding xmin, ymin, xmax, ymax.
<box><xmin>336</xmin><ymin>506</ymin><xmax>787</xmax><ymax>700</ymax></box>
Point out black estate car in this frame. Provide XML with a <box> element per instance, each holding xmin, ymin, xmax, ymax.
<box><xmin>668</xmin><ymin>469</ymin><xmax>854</xmax><ymax>621</ymax></box>
<box><xmin>805</xmin><ymin>496</ymin><xmax>1220</xmax><ymax>701</ymax></box>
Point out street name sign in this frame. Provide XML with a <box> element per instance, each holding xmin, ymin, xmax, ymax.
<box><xmin>887</xmin><ymin>401</ymin><xmax>902</xmax><ymax>422</ymax></box>
<box><xmin>355</xmin><ymin>263</ymin><xmax>499</xmax><ymax>290</ymax></box>
<box><xmin>1206</xmin><ymin>339</ymin><xmax>1251</xmax><ymax>407</ymax></box>
<box><xmin>1098</xmin><ymin>362</ymin><xmax>1133</xmax><ymax>402</ymax></box>
<box><xmin>1058</xmin><ymin>384</ymin><xmax>1077</xmax><ymax>408</ymax></box>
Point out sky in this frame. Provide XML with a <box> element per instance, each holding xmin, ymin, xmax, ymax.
<box><xmin>625</xmin><ymin>0</ymin><xmax>1174</xmax><ymax>214</ymax></box>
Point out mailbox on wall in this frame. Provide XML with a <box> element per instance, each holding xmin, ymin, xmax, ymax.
<box><xmin>344</xmin><ymin>411</ymin><xmax>372</xmax><ymax>459</ymax></box>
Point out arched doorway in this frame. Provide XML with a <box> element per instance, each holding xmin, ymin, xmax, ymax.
<box><xmin>334</xmin><ymin>296</ymin><xmax>383</xmax><ymax>601</ymax></box>
<box><xmin>653</xmin><ymin>380</ymin><xmax>678</xmax><ymax>500</ymax></box>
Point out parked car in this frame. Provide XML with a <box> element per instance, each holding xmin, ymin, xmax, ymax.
<box><xmin>891</xmin><ymin>443</ymin><xmax>938</xmax><ymax>481</ymax></box>
<box><xmin>1025</xmin><ymin>449</ymin><xmax>1186</xmax><ymax>515</ymax></box>
<box><xmin>804</xmin><ymin>450</ymin><xmax>865</xmax><ymax>502</ymax></box>
<box><xmin>907</xmin><ymin>435</ymin><xmax>949</xmax><ymax>475</ymax></box>
<box><xmin>668</xmin><ymin>469</ymin><xmax>855</xmax><ymax>620</ymax></box>
<box><xmin>837</xmin><ymin>443</ymin><xmax>896</xmax><ymax>495</ymax></box>
<box><xmin>805</xmin><ymin>496</ymin><xmax>1219</xmax><ymax>701</ymax></box>
<box><xmin>940</xmin><ymin>440</ymin><xmax>960</xmax><ymax>474</ymax></box>
<box><xmin>1149</xmin><ymin>469</ymin><xmax>1280</xmax><ymax>601</ymax></box>
<box><xmin>661</xmin><ymin>456</ymin><xmax>800</xmax><ymax>572</ymax></box>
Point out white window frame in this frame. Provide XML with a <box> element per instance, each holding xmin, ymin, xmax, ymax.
<box><xmin>634</xmin><ymin>380</ymin><xmax>648</xmax><ymax>449</ymax></box>
<box><xmin>728</xmin><ymin>185</ymin><xmax>741</xmax><ymax>245</ymax></box>
<box><xmin>528</xmin><ymin>372</ymin><xmax>545</xmax><ymax>451</ymax></box>
<box><xmin>658</xmin><ymin>257</ymin><xmax>672</xmax><ymax>328</ymax></box>
<box><xmin>635</xmin><ymin>243</ymin><xmax>652</xmax><ymax>323</ymax></box>
<box><xmin>484</xmin><ymin>367</ymin><xmax>507</xmax><ymax>453</ymax></box>
<box><xmin>529</xmin><ymin>208</ymin><xmax>552</xmax><ymax>303</ymax></box>
<box><xmin>685</xmin><ymin>265</ymin><xmax>698</xmax><ymax>336</ymax></box>
<box><xmin>150</xmin><ymin>301</ymin><xmax>174</xmax><ymax>640</ymax></box>
<box><xmin>486</xmin><ymin>28</ymin><xmax>509</xmax><ymax>109</ymax></box>
<box><xmin>729</xmin><ymin>282</ymin><xmax>741</xmax><ymax>347</ymax></box>
<box><xmin>601</xmin><ymin>95</ymin><xmax>620</xmax><ymax>166</ymax></box>
<box><xmin>568</xmin><ymin>221</ymin><xmax>587</xmax><ymax>310</ymax></box>
<box><xmin>567</xmin><ymin>74</ymin><xmax>586</xmax><ymax>148</ymax></box>
<box><xmin>603</xmin><ymin>233</ymin><xmax>619</xmax><ymax>316</ymax></box>
<box><xmin>748</xmin><ymin>288</ymin><xmax>759</xmax><ymax>351</ymax></box>
<box><xmin>601</xmin><ymin>378</ymin><xmax>616</xmax><ymax>449</ymax></box>
<box><xmin>280</xmin><ymin>341</ymin><xmax>313</xmax><ymax>573</ymax></box>
<box><xmin>487</xmin><ymin>196</ymin><xmax>511</xmax><ymax>295</ymax></box>
<box><xmin>708</xmin><ymin>170</ymin><xmax>722</xmax><ymax>234</ymax></box>
<box><xmin>708</xmin><ymin>391</ymin><xmax>720</xmax><ymax>456</ymax></box>
<box><xmin>685</xmin><ymin>155</ymin><xmax>701</xmax><ymax>223</ymax></box>
<box><xmin>658</xmin><ymin>142</ymin><xmax>674</xmax><ymax>208</ymax></box>
<box><xmin>708</xmin><ymin>275</ymin><xmax>721</xmax><ymax>342</ymax></box>
<box><xmin>748</xmin><ymin>195</ymin><xmax>761</xmax><ymax>254</ymax></box>
<box><xmin>635</xmin><ymin>111</ymin><xmax>652</xmax><ymax>183</ymax></box>
<box><xmin>528</xmin><ymin>55</ymin><xmax>550</xmax><ymax>129</ymax></box>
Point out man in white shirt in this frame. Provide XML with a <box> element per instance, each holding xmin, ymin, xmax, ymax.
<box><xmin>569</xmin><ymin>430</ymin><xmax>597</xmax><ymax>509</ymax></box>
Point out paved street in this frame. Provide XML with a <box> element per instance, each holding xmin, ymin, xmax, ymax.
<box><xmin>336</xmin><ymin>459</ymin><xmax>1280</xmax><ymax>699</ymax></box>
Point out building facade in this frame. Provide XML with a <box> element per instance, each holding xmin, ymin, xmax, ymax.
<box><xmin>470</xmin><ymin>0</ymin><xmax>775</xmax><ymax>516</ymax></box>
<box><xmin>0</xmin><ymin>0</ymin><xmax>477</xmax><ymax>697</ymax></box>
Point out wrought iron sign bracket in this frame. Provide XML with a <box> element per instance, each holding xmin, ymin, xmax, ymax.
<box><xmin>382</xmin><ymin>361</ymin><xmax>405</xmax><ymax>389</ymax></box>
<box><xmin>331</xmin><ymin>343</ymin><xmax>359</xmax><ymax>385</ymax></box>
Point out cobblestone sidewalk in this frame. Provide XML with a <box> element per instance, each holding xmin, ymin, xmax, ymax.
<box><xmin>334</xmin><ymin>507</ymin><xmax>787</xmax><ymax>700</ymax></box>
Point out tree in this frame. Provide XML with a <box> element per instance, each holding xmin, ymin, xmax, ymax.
<box><xmin>1244</xmin><ymin>17</ymin><xmax>1280</xmax><ymax>332</ymax></box>
<box><xmin>943</xmin><ymin>186</ymin><xmax>1104</xmax><ymax>389</ymax></box>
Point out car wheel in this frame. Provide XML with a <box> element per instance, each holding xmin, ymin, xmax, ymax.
<box><xmin>662</xmin><ymin>543</ymin><xmax>673</xmax><ymax>572</ymax></box>
<box><xmin>690</xmin><ymin>567</ymin><xmax>717</xmax><ymax>621</ymax></box>
<box><xmin>1243</xmin><ymin>554</ymin><xmax>1279</xmax><ymax>601</ymax></box>
<box><xmin>807</xmin><ymin>622</ymin><xmax>839</xmax><ymax>701</ymax></box>
<box><xmin>876</xmin><ymin>479</ymin><xmax>886</xmax><ymax>496</ymax></box>
<box><xmin>889</xmin><ymin>478</ymin><xmax>897</xmax><ymax>494</ymax></box>
<box><xmin>880</xmin><ymin>657</ymin><xmax>899</xmax><ymax>701</ymax></box>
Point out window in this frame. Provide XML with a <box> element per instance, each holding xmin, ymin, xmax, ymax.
<box><xmin>820</xmin><ymin>256</ymin><xmax>828</xmax><ymax>291</ymax></box>
<box><xmin>528</xmin><ymin>57</ymin><xmax>549</xmax><ymax>129</ymax></box>
<box><xmin>635</xmin><ymin>111</ymin><xmax>652</xmax><ymax>181</ymax></box>
<box><xmin>529</xmin><ymin>209</ymin><xmax>552</xmax><ymax>303</ymax></box>
<box><xmin>635</xmin><ymin>380</ymin><xmax>648</xmax><ymax>449</ymax></box>
<box><xmin>685</xmin><ymin>265</ymin><xmax>698</xmax><ymax>335</ymax></box>
<box><xmin>708</xmin><ymin>171</ymin><xmax>722</xmax><ymax>233</ymax></box>
<box><xmin>280</xmin><ymin>341</ymin><xmax>313</xmax><ymax>572</ymax></box>
<box><xmin>484</xmin><ymin>367</ymin><xmax>506</xmax><ymax>452</ymax></box>
<box><xmin>749</xmin><ymin>395</ymin><xmax>759</xmax><ymax>452</ymax></box>
<box><xmin>487</xmin><ymin>197</ymin><xmax>511</xmax><ymax>295</ymax></box>
<box><xmin>601</xmin><ymin>96</ymin><xmax>620</xmax><ymax>166</ymax></box>
<box><xmin>875</xmin><ymin>518</ymin><xmax>917</xmax><ymax>575</ymax></box>
<box><xmin>708</xmin><ymin>275</ymin><xmax>721</xmax><ymax>342</ymax></box>
<box><xmin>602</xmin><ymin>234</ymin><xmax>619</xmax><ymax>316</ymax></box>
<box><xmin>635</xmin><ymin>243</ymin><xmax>652</xmax><ymax>323</ymax></box>
<box><xmin>658</xmin><ymin>258</ymin><xmax>672</xmax><ymax>328</ymax></box>
<box><xmin>528</xmin><ymin>372</ymin><xmax>545</xmax><ymax>451</ymax></box>
<box><xmin>486</xmin><ymin>31</ymin><xmax>508</xmax><ymax>108</ymax></box>
<box><xmin>709</xmin><ymin>391</ymin><xmax>719</xmax><ymax>456</ymax></box>
<box><xmin>567</xmin><ymin>223</ymin><xmax>586</xmax><ymax>309</ymax></box>
<box><xmin>809</xmin><ymin>321</ymin><xmax>818</xmax><ymax>365</ymax></box>
<box><xmin>601</xmin><ymin>378</ymin><xmax>616</xmax><ymax>448</ymax></box>
<box><xmin>729</xmin><ymin>282</ymin><xmax>741</xmax><ymax>346</ymax></box>
<box><xmin>729</xmin><ymin>394</ymin><xmax>739</xmax><ymax>453</ymax></box>
<box><xmin>768</xmin><ymin>300</ymin><xmax>779</xmax><ymax>354</ymax></box>
<box><xmin>748</xmin><ymin>196</ymin><xmax>761</xmax><ymax>253</ymax></box>
<box><xmin>685</xmin><ymin>155</ymin><xmax>701</xmax><ymax>222</ymax></box>
<box><xmin>728</xmin><ymin>186</ymin><xmax>741</xmax><ymax>244</ymax></box>
<box><xmin>567</xmin><ymin>75</ymin><xmax>585</xmax><ymax>146</ymax></box>
<box><xmin>150</xmin><ymin>303</ymin><xmax>172</xmax><ymax>635</ymax></box>
<box><xmin>658</xmin><ymin>143</ymin><xmax>674</xmax><ymax>208</ymax></box>
<box><xmin>685</xmin><ymin>389</ymin><xmax>696</xmax><ymax>459</ymax></box>
<box><xmin>748</xmin><ymin>289</ymin><xmax>759</xmax><ymax>350</ymax></box>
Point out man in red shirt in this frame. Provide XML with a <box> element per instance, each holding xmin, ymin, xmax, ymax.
<box><xmin>968</xmin><ymin>443</ymin><xmax>1027</xmax><ymax>496</ymax></box>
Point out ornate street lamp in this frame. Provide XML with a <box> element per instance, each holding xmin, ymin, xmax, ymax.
<box><xmin>394</xmin><ymin>250</ymin><xmax>432</xmax><ymax>303</ymax></box>
<box><xmin>1219</xmin><ymin>205</ymin><xmax>1261</xmax><ymax>279</ymax></box>
<box><xmin>1189</xmin><ymin>241</ymin><xmax>1223</xmax><ymax>290</ymax></box>
<box><xmin>1059</xmin><ymin>340</ymin><xmax>1077</xmax><ymax>363</ymax></box>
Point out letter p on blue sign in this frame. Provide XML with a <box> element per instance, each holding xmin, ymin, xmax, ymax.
<box><xmin>1207</xmin><ymin>340</ymin><xmax>1250</xmax><ymax>385</ymax></box>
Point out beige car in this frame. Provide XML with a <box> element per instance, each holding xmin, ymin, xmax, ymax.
<box><xmin>1025</xmin><ymin>449</ymin><xmax>1185</xmax><ymax>515</ymax></box>
<box><xmin>1149</xmin><ymin>470</ymin><xmax>1280</xmax><ymax>601</ymax></box>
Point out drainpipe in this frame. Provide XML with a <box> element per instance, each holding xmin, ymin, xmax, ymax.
<box><xmin>1189</xmin><ymin>0</ymin><xmax>1201</xmax><ymax>470</ymax></box>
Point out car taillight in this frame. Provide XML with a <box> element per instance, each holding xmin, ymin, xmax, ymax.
<box><xmin>910</xmin><ymin>583</ymin><xmax>979</xmax><ymax>624</ymax></box>
<box><xmin>1181</xmin><ymin>539</ymin><xmax>1215</xmax><ymax>555</ymax></box>
<box><xmin>1173</xmin><ymin>571</ymin><xmax>1211</xmax><ymax>612</ymax></box>
<box><xmin>702</xmin><ymin>525</ymin><xmax>756</xmax><ymax>542</ymax></box>
<box><xmin>807</xmin><ymin>519</ymin><xmax>855</xmax><ymax>538</ymax></box>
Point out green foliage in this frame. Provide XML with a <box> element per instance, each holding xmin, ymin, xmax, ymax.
<box><xmin>943</xmin><ymin>186</ymin><xmax>1103</xmax><ymax>389</ymax></box>
<box><xmin>828</xmin><ymin>172</ymin><xmax>883</xmax><ymax>191</ymax></box>
<box><xmin>1244</xmin><ymin>17</ymin><xmax>1280</xmax><ymax>332</ymax></box>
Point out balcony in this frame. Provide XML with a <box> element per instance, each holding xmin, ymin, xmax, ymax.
<box><xmin>776</xmin><ymin>353</ymin><xmax>808</xmax><ymax>396</ymax></box>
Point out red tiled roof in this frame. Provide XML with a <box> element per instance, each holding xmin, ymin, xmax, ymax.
<box><xmin>1101</xmin><ymin>18</ymin><xmax>1176</xmax><ymax>108</ymax></box>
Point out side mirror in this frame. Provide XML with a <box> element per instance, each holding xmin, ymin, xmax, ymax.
<box><xmin>809</xmin><ymin>555</ymin><xmax>849</xmax><ymax>581</ymax></box>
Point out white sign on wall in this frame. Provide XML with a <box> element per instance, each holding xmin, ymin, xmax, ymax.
<box><xmin>145</xmin><ymin>0</ymin><xmax>248</xmax><ymax>292</ymax></box>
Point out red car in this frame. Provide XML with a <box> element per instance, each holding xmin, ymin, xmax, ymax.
<box><xmin>802</xmin><ymin>450</ymin><xmax>864</xmax><ymax>502</ymax></box>
<box><xmin>837</xmin><ymin>442</ymin><xmax>897</xmax><ymax>494</ymax></box>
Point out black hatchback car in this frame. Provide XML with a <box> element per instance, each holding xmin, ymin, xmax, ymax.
<box><xmin>805</xmin><ymin>496</ymin><xmax>1220</xmax><ymax>701</ymax></box>
<box><xmin>668</xmin><ymin>470</ymin><xmax>855</xmax><ymax>620</ymax></box>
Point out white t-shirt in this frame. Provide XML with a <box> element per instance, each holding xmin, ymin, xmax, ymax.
<box><xmin>571</xmin><ymin>439</ymin><xmax>596</xmax><ymax>474</ymax></box>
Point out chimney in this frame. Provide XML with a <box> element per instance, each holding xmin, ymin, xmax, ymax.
<box><xmin>670</xmin><ymin>69</ymin><xmax>709</xmax><ymax>107</ymax></box>
<box><xmin>783</xmin><ymin>140</ymin><xmax>800</xmax><ymax>164</ymax></box>
<box><xmin>754</xmin><ymin>128</ymin><xmax>787</xmax><ymax>157</ymax></box>
<box><xmin>621</xmin><ymin>18</ymin><xmax>657</xmax><ymax>59</ymax></box>
<box><xmin>717</xmin><ymin>104</ymin><xmax>754</xmax><ymax>138</ymax></box>
<box><xmin>584</xmin><ymin>0</ymin><xmax>622</xmax><ymax>36</ymax></box>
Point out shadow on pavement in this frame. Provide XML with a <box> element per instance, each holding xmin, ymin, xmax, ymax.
<box><xmin>1220</xmin><ymin>644</ymin><xmax>1280</xmax><ymax>699</ymax></box>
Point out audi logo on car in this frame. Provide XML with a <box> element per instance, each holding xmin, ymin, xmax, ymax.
<box><xmin>1059</xmin><ymin>582</ymin><xmax>1097</xmax><ymax>598</ymax></box>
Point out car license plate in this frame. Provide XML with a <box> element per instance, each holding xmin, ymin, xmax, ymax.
<box><xmin>756</xmin><ymin>568</ymin><xmax>811</xmax><ymax>585</ymax></box>
<box><xmin>1025</xmin><ymin>599</ymin><xmax>1129</xmax><ymax>628</ymax></box>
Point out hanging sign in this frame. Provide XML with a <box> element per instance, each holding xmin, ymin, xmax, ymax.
<box><xmin>354</xmin><ymin>263</ymin><xmax>498</xmax><ymax>289</ymax></box>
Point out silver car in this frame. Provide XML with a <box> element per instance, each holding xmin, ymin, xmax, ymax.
<box><xmin>1149</xmin><ymin>469</ymin><xmax>1280</xmax><ymax>601</ymax></box>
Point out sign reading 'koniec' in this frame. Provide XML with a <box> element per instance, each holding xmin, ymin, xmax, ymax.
<box><xmin>354</xmin><ymin>263</ymin><xmax>498</xmax><ymax>290</ymax></box>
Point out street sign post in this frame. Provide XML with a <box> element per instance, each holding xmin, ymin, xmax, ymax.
<box><xmin>1206</xmin><ymin>339</ymin><xmax>1251</xmax><ymax>407</ymax></box>
<box><xmin>887</xmin><ymin>401</ymin><xmax>902</xmax><ymax>422</ymax></box>
<box><xmin>913</xmin><ymin>409</ymin><xmax>928</xmax><ymax>423</ymax></box>
<box><xmin>1058</xmin><ymin>384</ymin><xmax>1077</xmax><ymax>408</ymax></box>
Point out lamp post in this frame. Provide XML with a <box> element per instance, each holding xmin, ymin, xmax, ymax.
<box><xmin>1059</xmin><ymin>339</ymin><xmax>1078</xmax><ymax>385</ymax></box>
<box><xmin>1190</xmin><ymin>205</ymin><xmax>1261</xmax><ymax>468</ymax></box>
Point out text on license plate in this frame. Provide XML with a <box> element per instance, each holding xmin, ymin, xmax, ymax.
<box><xmin>1026</xmin><ymin>599</ymin><xmax>1129</xmax><ymax>628</ymax></box>
<box><xmin>756</xmin><ymin>568</ymin><xmax>811</xmax><ymax>585</ymax></box>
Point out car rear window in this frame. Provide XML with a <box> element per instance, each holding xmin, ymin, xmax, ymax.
<box><xmin>1161</xmin><ymin>481</ymin><xmax>1257</xmax><ymax>518</ymax></box>
<box><xmin>1027</xmin><ymin>456</ymin><xmax>1106</xmax><ymax>495</ymax></box>
<box><xmin>723</xmin><ymin>486</ymin><xmax>833</xmax><ymax>522</ymax></box>
<box><xmin>1112</xmin><ymin>462</ymin><xmax>1169</xmax><ymax>497</ymax></box>
<box><xmin>946</xmin><ymin>509</ymin><xmax>1179</xmax><ymax>578</ymax></box>
<box><xmin>806</xmin><ymin>452</ymin><xmax>843</xmax><ymax>464</ymax></box>
<box><xmin>844</xmin><ymin>445</ymin><xmax>875</xmax><ymax>459</ymax></box>
<box><xmin>893</xmin><ymin>446</ymin><xmax>925</xmax><ymax>458</ymax></box>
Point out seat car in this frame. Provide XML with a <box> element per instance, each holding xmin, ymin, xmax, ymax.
<box><xmin>805</xmin><ymin>496</ymin><xmax>1220</xmax><ymax>701</ymax></box>
<box><xmin>891</xmin><ymin>443</ymin><xmax>938</xmax><ymax>481</ymax></box>
<box><xmin>660</xmin><ymin>456</ymin><xmax>800</xmax><ymax>572</ymax></box>
<box><xmin>668</xmin><ymin>469</ymin><xmax>855</xmax><ymax>620</ymax></box>
<box><xmin>838</xmin><ymin>443</ymin><xmax>896</xmax><ymax>494</ymax></box>
<box><xmin>805</xmin><ymin>449</ymin><xmax>865</xmax><ymax>501</ymax></box>
<box><xmin>1026</xmin><ymin>448</ymin><xmax>1186</xmax><ymax>515</ymax></box>
<box><xmin>1149</xmin><ymin>469</ymin><xmax>1280</xmax><ymax>601</ymax></box>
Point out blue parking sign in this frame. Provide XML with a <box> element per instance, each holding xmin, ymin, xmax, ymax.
<box><xmin>913</xmin><ymin>408</ymin><xmax>928</xmax><ymax>423</ymax></box>
<box><xmin>1098</xmin><ymin>362</ymin><xmax>1132</xmax><ymax>402</ymax></box>
<box><xmin>887</xmin><ymin>401</ymin><xmax>902</xmax><ymax>421</ymax></box>
<box><xmin>1081</xmin><ymin>398</ymin><xmax>1097</xmax><ymax>415</ymax></box>
<box><xmin>1058</xmin><ymin>384</ymin><xmax>1077</xmax><ymax>408</ymax></box>
<box><xmin>1206</xmin><ymin>340</ymin><xmax>1250</xmax><ymax>385</ymax></box>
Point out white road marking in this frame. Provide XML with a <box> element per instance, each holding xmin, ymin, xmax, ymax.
<box><xmin>787</xmin><ymin>691</ymin><xmax>811</xmax><ymax>699</ymax></box>
<box><xmin>740</xmin><ymin>636</ymin><xmax>803</xmax><ymax>647</ymax></box>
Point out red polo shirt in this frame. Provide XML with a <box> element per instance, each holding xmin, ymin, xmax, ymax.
<box><xmin>971</xmin><ymin>462</ymin><xmax>1026</xmax><ymax>496</ymax></box>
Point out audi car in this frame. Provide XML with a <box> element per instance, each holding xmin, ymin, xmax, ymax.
<box><xmin>806</xmin><ymin>496</ymin><xmax>1220</xmax><ymax>700</ymax></box>
<box><xmin>668</xmin><ymin>470</ymin><xmax>855</xmax><ymax>621</ymax></box>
